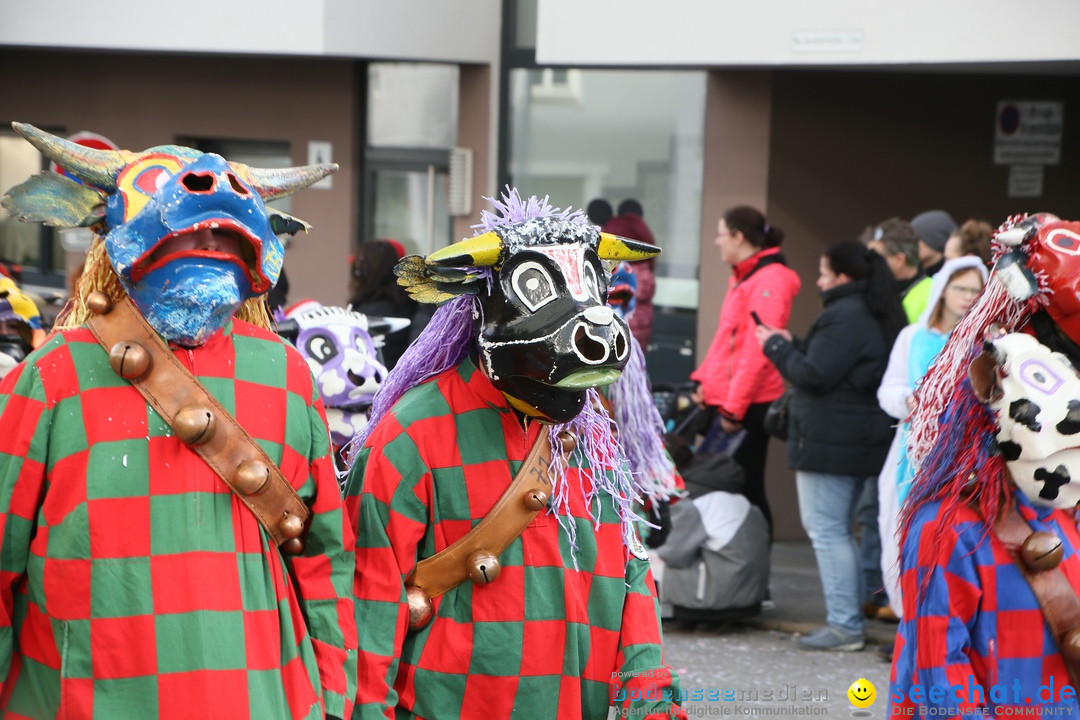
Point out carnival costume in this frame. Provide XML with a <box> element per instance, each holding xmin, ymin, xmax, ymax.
<box><xmin>0</xmin><ymin>124</ymin><xmax>357</xmax><ymax>719</ymax></box>
<box><xmin>275</xmin><ymin>300</ymin><xmax>396</xmax><ymax>466</ymax></box>
<box><xmin>346</xmin><ymin>190</ymin><xmax>687</xmax><ymax>719</ymax></box>
<box><xmin>891</xmin><ymin>216</ymin><xmax>1080</xmax><ymax>714</ymax></box>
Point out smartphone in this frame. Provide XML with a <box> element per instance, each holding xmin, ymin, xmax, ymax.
<box><xmin>750</xmin><ymin>311</ymin><xmax>764</xmax><ymax>326</ymax></box>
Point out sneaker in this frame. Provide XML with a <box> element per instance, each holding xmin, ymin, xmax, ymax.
<box><xmin>797</xmin><ymin>625</ymin><xmax>865</xmax><ymax>652</ymax></box>
<box><xmin>760</xmin><ymin>586</ymin><xmax>775</xmax><ymax>611</ymax></box>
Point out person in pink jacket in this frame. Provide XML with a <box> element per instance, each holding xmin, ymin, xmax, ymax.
<box><xmin>691</xmin><ymin>206</ymin><xmax>801</xmax><ymax>539</ymax></box>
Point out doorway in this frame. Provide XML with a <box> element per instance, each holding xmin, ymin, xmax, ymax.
<box><xmin>364</xmin><ymin>148</ymin><xmax>453</xmax><ymax>257</ymax></box>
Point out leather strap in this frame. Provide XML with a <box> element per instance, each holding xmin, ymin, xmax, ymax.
<box><xmin>995</xmin><ymin>502</ymin><xmax>1080</xmax><ymax>688</ymax></box>
<box><xmin>86</xmin><ymin>294</ymin><xmax>310</xmax><ymax>551</ymax></box>
<box><xmin>407</xmin><ymin>428</ymin><xmax>555</xmax><ymax>599</ymax></box>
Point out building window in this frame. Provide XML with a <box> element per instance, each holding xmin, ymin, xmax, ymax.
<box><xmin>0</xmin><ymin>132</ymin><xmax>66</xmax><ymax>289</ymax></box>
<box><xmin>529</xmin><ymin>68</ymin><xmax>582</xmax><ymax>103</ymax></box>
<box><xmin>507</xmin><ymin>68</ymin><xmax>706</xmax><ymax>308</ymax></box>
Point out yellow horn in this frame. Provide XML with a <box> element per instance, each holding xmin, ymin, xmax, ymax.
<box><xmin>427</xmin><ymin>231</ymin><xmax>503</xmax><ymax>268</ymax></box>
<box><xmin>598</xmin><ymin>233</ymin><xmax>661</xmax><ymax>261</ymax></box>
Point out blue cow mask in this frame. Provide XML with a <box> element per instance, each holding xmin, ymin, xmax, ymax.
<box><xmin>0</xmin><ymin>123</ymin><xmax>335</xmax><ymax>345</ymax></box>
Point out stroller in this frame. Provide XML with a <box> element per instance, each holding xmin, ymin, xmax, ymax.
<box><xmin>651</xmin><ymin>383</ymin><xmax>771</xmax><ymax>624</ymax></box>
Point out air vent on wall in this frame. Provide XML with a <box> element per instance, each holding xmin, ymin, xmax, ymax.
<box><xmin>448</xmin><ymin>147</ymin><xmax>473</xmax><ymax>216</ymax></box>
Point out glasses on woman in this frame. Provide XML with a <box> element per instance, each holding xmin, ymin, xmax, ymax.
<box><xmin>947</xmin><ymin>284</ymin><xmax>981</xmax><ymax>298</ymax></box>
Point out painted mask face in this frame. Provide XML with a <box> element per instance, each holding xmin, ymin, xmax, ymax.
<box><xmin>0</xmin><ymin>123</ymin><xmax>334</xmax><ymax>346</ymax></box>
<box><xmin>286</xmin><ymin>302</ymin><xmax>387</xmax><ymax>449</ymax></box>
<box><xmin>606</xmin><ymin>261</ymin><xmax>637</xmax><ymax>321</ymax></box>
<box><xmin>980</xmin><ymin>332</ymin><xmax>1080</xmax><ymax>508</ymax></box>
<box><xmin>106</xmin><ymin>150</ymin><xmax>283</xmax><ymax>344</ymax></box>
<box><xmin>1019</xmin><ymin>220</ymin><xmax>1080</xmax><ymax>344</ymax></box>
<box><xmin>394</xmin><ymin>191</ymin><xmax>660</xmax><ymax>424</ymax></box>
<box><xmin>474</xmin><ymin>219</ymin><xmax>632</xmax><ymax>423</ymax></box>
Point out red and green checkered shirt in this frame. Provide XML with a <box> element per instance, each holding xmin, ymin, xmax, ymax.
<box><xmin>346</xmin><ymin>358</ymin><xmax>685</xmax><ymax>719</ymax></box>
<box><xmin>0</xmin><ymin>319</ymin><xmax>357</xmax><ymax>719</ymax></box>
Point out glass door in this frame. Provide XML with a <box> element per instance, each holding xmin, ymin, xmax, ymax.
<box><xmin>364</xmin><ymin>148</ymin><xmax>452</xmax><ymax>257</ymax></box>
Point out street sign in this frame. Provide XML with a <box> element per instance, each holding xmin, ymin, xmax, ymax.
<box><xmin>994</xmin><ymin>100</ymin><xmax>1063</xmax><ymax>166</ymax></box>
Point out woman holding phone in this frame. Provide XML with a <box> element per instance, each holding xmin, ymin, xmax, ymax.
<box><xmin>756</xmin><ymin>240</ymin><xmax>905</xmax><ymax>651</ymax></box>
<box><xmin>691</xmin><ymin>206</ymin><xmax>801</xmax><ymax>541</ymax></box>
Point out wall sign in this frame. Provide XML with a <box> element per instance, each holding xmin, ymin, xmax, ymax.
<box><xmin>994</xmin><ymin>100</ymin><xmax>1063</xmax><ymax>166</ymax></box>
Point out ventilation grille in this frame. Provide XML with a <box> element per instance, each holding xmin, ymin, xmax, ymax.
<box><xmin>448</xmin><ymin>147</ymin><xmax>473</xmax><ymax>216</ymax></box>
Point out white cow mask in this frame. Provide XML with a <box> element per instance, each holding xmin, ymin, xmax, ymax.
<box><xmin>971</xmin><ymin>332</ymin><xmax>1080</xmax><ymax>509</ymax></box>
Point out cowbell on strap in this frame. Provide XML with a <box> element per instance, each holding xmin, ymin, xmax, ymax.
<box><xmin>85</xmin><ymin>292</ymin><xmax>310</xmax><ymax>553</ymax></box>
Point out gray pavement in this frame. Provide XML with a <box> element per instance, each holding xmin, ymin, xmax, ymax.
<box><xmin>654</xmin><ymin>541</ymin><xmax>899</xmax><ymax>719</ymax></box>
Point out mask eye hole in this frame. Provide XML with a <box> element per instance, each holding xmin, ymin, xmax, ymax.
<box><xmin>583</xmin><ymin>260</ymin><xmax>604</xmax><ymax>301</ymax></box>
<box><xmin>305</xmin><ymin>333</ymin><xmax>339</xmax><ymax>364</ymax></box>
<box><xmin>1018</xmin><ymin>358</ymin><xmax>1064</xmax><ymax>395</ymax></box>
<box><xmin>1047</xmin><ymin>229</ymin><xmax>1080</xmax><ymax>256</ymax></box>
<box><xmin>511</xmin><ymin>260</ymin><xmax>558</xmax><ymax>312</ymax></box>
<box><xmin>352</xmin><ymin>330</ymin><xmax>375</xmax><ymax>357</ymax></box>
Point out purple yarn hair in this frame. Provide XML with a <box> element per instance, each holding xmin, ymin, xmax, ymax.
<box><xmin>345</xmin><ymin>295</ymin><xmax>475</xmax><ymax>462</ymax></box>
<box><xmin>546</xmin><ymin>391</ymin><xmax>644</xmax><ymax>559</ymax></box>
<box><xmin>609</xmin><ymin>337</ymin><xmax>679</xmax><ymax>503</ymax></box>
<box><xmin>476</xmin><ymin>186</ymin><xmax>587</xmax><ymax>233</ymax></box>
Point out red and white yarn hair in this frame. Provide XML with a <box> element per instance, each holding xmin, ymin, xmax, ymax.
<box><xmin>906</xmin><ymin>214</ymin><xmax>1053</xmax><ymax>472</ymax></box>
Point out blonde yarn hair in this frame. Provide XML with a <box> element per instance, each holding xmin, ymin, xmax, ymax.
<box><xmin>55</xmin><ymin>237</ymin><xmax>273</xmax><ymax>332</ymax></box>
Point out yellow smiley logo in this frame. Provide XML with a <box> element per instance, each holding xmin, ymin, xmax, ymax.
<box><xmin>847</xmin><ymin>678</ymin><xmax>876</xmax><ymax>708</ymax></box>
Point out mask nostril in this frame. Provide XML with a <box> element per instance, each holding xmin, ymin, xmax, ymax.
<box><xmin>613</xmin><ymin>331</ymin><xmax>627</xmax><ymax>359</ymax></box>
<box><xmin>226</xmin><ymin>173</ymin><xmax>250</xmax><ymax>195</ymax></box>
<box><xmin>181</xmin><ymin>172</ymin><xmax>216</xmax><ymax>192</ymax></box>
<box><xmin>573</xmin><ymin>324</ymin><xmax>608</xmax><ymax>363</ymax></box>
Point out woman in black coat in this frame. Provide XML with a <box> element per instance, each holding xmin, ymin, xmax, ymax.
<box><xmin>756</xmin><ymin>240</ymin><xmax>905</xmax><ymax>652</ymax></box>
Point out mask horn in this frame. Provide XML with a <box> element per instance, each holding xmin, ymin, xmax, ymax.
<box><xmin>426</xmin><ymin>231</ymin><xmax>503</xmax><ymax>268</ymax></box>
<box><xmin>598</xmin><ymin>232</ymin><xmax>660</xmax><ymax>261</ymax></box>
<box><xmin>234</xmin><ymin>163</ymin><xmax>339</xmax><ymax>202</ymax></box>
<box><xmin>12</xmin><ymin>122</ymin><xmax>134</xmax><ymax>191</ymax></box>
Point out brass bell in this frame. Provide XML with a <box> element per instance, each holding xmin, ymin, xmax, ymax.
<box><xmin>279</xmin><ymin>511</ymin><xmax>305</xmax><ymax>540</ymax></box>
<box><xmin>108</xmin><ymin>341</ymin><xmax>152</xmax><ymax>379</ymax></box>
<box><xmin>1020</xmin><ymin>531</ymin><xmax>1064</xmax><ymax>572</ymax></box>
<box><xmin>523</xmin><ymin>489</ymin><xmax>548</xmax><ymax>511</ymax></box>
<box><xmin>234</xmin><ymin>460</ymin><xmax>271</xmax><ymax>496</ymax></box>
<box><xmin>280</xmin><ymin>537</ymin><xmax>304</xmax><ymax>555</ymax></box>
<box><xmin>173</xmin><ymin>405</ymin><xmax>216</xmax><ymax>446</ymax></box>
<box><xmin>1063</xmin><ymin>627</ymin><xmax>1080</xmax><ymax>662</ymax></box>
<box><xmin>406</xmin><ymin>585</ymin><xmax>434</xmax><ymax>630</ymax></box>
<box><xmin>558</xmin><ymin>432</ymin><xmax>577</xmax><ymax>454</ymax></box>
<box><xmin>466</xmin><ymin>550</ymin><xmax>501</xmax><ymax>585</ymax></box>
<box><xmin>87</xmin><ymin>291</ymin><xmax>113</xmax><ymax>315</ymax></box>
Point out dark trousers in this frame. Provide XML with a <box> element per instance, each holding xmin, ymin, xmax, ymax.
<box><xmin>700</xmin><ymin>402</ymin><xmax>774</xmax><ymax>542</ymax></box>
<box><xmin>734</xmin><ymin>402</ymin><xmax>773</xmax><ymax>542</ymax></box>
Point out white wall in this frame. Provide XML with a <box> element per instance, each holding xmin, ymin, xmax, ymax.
<box><xmin>325</xmin><ymin>0</ymin><xmax>500</xmax><ymax>63</ymax></box>
<box><xmin>535</xmin><ymin>0</ymin><xmax>1080</xmax><ymax>67</ymax></box>
<box><xmin>0</xmin><ymin>0</ymin><xmax>500</xmax><ymax>63</ymax></box>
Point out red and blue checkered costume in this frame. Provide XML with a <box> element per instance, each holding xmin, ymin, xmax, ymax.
<box><xmin>0</xmin><ymin>320</ymin><xmax>357</xmax><ymax>719</ymax></box>
<box><xmin>890</xmin><ymin>491</ymin><xmax>1080</xmax><ymax>714</ymax></box>
<box><xmin>346</xmin><ymin>357</ymin><xmax>686</xmax><ymax>719</ymax></box>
